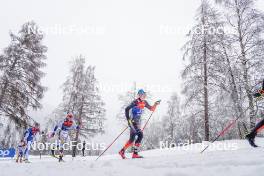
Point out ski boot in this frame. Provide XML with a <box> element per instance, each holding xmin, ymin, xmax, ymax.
<box><xmin>118</xmin><ymin>148</ymin><xmax>126</xmax><ymax>159</ymax></box>
<box><xmin>132</xmin><ymin>152</ymin><xmax>143</xmax><ymax>159</ymax></box>
<box><xmin>132</xmin><ymin>143</ymin><xmax>143</xmax><ymax>159</ymax></box>
<box><xmin>58</xmin><ymin>149</ymin><xmax>64</xmax><ymax>162</ymax></box>
<box><xmin>245</xmin><ymin>133</ymin><xmax>258</xmax><ymax>147</ymax></box>
<box><xmin>58</xmin><ymin>154</ymin><xmax>63</xmax><ymax>162</ymax></box>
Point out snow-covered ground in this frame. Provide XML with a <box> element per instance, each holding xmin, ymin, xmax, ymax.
<box><xmin>1</xmin><ymin>139</ymin><xmax>264</xmax><ymax>176</ymax></box>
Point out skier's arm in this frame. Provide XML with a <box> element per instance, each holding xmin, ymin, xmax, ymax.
<box><xmin>53</xmin><ymin>125</ymin><xmax>59</xmax><ymax>133</ymax></box>
<box><xmin>125</xmin><ymin>101</ymin><xmax>137</xmax><ymax>131</ymax></box>
<box><xmin>69</xmin><ymin>121</ymin><xmax>79</xmax><ymax>130</ymax></box>
<box><xmin>125</xmin><ymin>101</ymin><xmax>136</xmax><ymax>121</ymax></box>
<box><xmin>32</xmin><ymin>133</ymin><xmax>38</xmax><ymax>143</ymax></box>
<box><xmin>52</xmin><ymin>121</ymin><xmax>62</xmax><ymax>136</ymax></box>
<box><xmin>23</xmin><ymin>129</ymin><xmax>30</xmax><ymax>142</ymax></box>
<box><xmin>53</xmin><ymin>120</ymin><xmax>64</xmax><ymax>132</ymax></box>
<box><xmin>144</xmin><ymin>100</ymin><xmax>161</xmax><ymax>111</ymax></box>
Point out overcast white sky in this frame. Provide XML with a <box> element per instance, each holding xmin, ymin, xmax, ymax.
<box><xmin>0</xmin><ymin>0</ymin><xmax>263</xmax><ymax>146</ymax></box>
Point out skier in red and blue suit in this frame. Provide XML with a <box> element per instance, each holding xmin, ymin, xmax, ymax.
<box><xmin>119</xmin><ymin>89</ymin><xmax>160</xmax><ymax>159</ymax></box>
<box><xmin>51</xmin><ymin>113</ymin><xmax>79</xmax><ymax>162</ymax></box>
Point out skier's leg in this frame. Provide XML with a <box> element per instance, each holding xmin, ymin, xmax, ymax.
<box><xmin>82</xmin><ymin>149</ymin><xmax>85</xmax><ymax>157</ymax></box>
<box><xmin>58</xmin><ymin>132</ymin><xmax>68</xmax><ymax>161</ymax></box>
<box><xmin>119</xmin><ymin>129</ymin><xmax>136</xmax><ymax>159</ymax></box>
<box><xmin>58</xmin><ymin>141</ymin><xmax>64</xmax><ymax>162</ymax></box>
<box><xmin>132</xmin><ymin>130</ymin><xmax>143</xmax><ymax>158</ymax></box>
<box><xmin>249</xmin><ymin>118</ymin><xmax>264</xmax><ymax>138</ymax></box>
<box><xmin>24</xmin><ymin>141</ymin><xmax>32</xmax><ymax>161</ymax></box>
<box><xmin>19</xmin><ymin>152</ymin><xmax>23</xmax><ymax>163</ymax></box>
<box><xmin>16</xmin><ymin>150</ymin><xmax>19</xmax><ymax>163</ymax></box>
<box><xmin>135</xmin><ymin>130</ymin><xmax>143</xmax><ymax>144</ymax></box>
<box><xmin>246</xmin><ymin>118</ymin><xmax>264</xmax><ymax>147</ymax></box>
<box><xmin>124</xmin><ymin>129</ymin><xmax>136</xmax><ymax>150</ymax></box>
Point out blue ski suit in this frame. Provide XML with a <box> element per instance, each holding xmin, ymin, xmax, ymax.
<box><xmin>125</xmin><ymin>98</ymin><xmax>156</xmax><ymax>144</ymax></box>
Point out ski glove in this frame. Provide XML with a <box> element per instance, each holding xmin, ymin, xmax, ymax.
<box><xmin>155</xmin><ymin>100</ymin><xmax>161</xmax><ymax>105</ymax></box>
<box><xmin>51</xmin><ymin>132</ymin><xmax>55</xmax><ymax>138</ymax></box>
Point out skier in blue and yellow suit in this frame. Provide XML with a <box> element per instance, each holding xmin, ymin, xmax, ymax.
<box><xmin>119</xmin><ymin>89</ymin><xmax>160</xmax><ymax>159</ymax></box>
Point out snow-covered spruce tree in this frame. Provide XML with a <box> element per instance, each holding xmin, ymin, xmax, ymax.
<box><xmin>182</xmin><ymin>0</ymin><xmax>224</xmax><ymax>141</ymax></box>
<box><xmin>80</xmin><ymin>65</ymin><xmax>106</xmax><ymax>138</ymax></box>
<box><xmin>215</xmin><ymin>0</ymin><xmax>264</xmax><ymax>129</ymax></box>
<box><xmin>162</xmin><ymin>93</ymin><xmax>181</xmax><ymax>144</ymax></box>
<box><xmin>59</xmin><ymin>56</ymin><xmax>105</xmax><ymax>156</ymax></box>
<box><xmin>117</xmin><ymin>82</ymin><xmax>138</xmax><ymax>125</ymax></box>
<box><xmin>0</xmin><ymin>21</ymin><xmax>47</xmax><ymax>146</ymax></box>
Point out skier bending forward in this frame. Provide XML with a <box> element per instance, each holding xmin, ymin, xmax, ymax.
<box><xmin>23</xmin><ymin>122</ymin><xmax>40</xmax><ymax>163</ymax></box>
<box><xmin>246</xmin><ymin>79</ymin><xmax>264</xmax><ymax>147</ymax></box>
<box><xmin>119</xmin><ymin>89</ymin><xmax>160</xmax><ymax>159</ymax></box>
<box><xmin>51</xmin><ymin>113</ymin><xmax>79</xmax><ymax>162</ymax></box>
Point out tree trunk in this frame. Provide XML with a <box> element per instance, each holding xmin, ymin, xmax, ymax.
<box><xmin>202</xmin><ymin>8</ymin><xmax>210</xmax><ymax>141</ymax></box>
<box><xmin>235</xmin><ymin>0</ymin><xmax>255</xmax><ymax>129</ymax></box>
<box><xmin>223</xmin><ymin>45</ymin><xmax>247</xmax><ymax>136</ymax></box>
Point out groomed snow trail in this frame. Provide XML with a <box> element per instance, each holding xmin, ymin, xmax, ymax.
<box><xmin>1</xmin><ymin>139</ymin><xmax>264</xmax><ymax>176</ymax></box>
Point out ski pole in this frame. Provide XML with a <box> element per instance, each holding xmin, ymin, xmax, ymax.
<box><xmin>200</xmin><ymin>116</ymin><xmax>240</xmax><ymax>153</ymax></box>
<box><xmin>200</xmin><ymin>105</ymin><xmax>254</xmax><ymax>154</ymax></box>
<box><xmin>95</xmin><ymin>126</ymin><xmax>129</xmax><ymax>161</ymax></box>
<box><xmin>142</xmin><ymin>111</ymin><xmax>156</xmax><ymax>131</ymax></box>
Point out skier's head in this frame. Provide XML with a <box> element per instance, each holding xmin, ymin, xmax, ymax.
<box><xmin>32</xmin><ymin>122</ymin><xmax>40</xmax><ymax>134</ymax></box>
<box><xmin>66</xmin><ymin>113</ymin><xmax>73</xmax><ymax>120</ymax></box>
<box><xmin>20</xmin><ymin>139</ymin><xmax>26</xmax><ymax>146</ymax></box>
<box><xmin>138</xmin><ymin>89</ymin><xmax>146</xmax><ymax>100</ymax></box>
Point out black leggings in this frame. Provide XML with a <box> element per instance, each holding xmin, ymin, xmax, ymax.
<box><xmin>128</xmin><ymin>128</ymin><xmax>143</xmax><ymax>144</ymax></box>
<box><xmin>251</xmin><ymin>118</ymin><xmax>264</xmax><ymax>136</ymax></box>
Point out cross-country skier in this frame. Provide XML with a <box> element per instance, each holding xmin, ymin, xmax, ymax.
<box><xmin>246</xmin><ymin>79</ymin><xmax>264</xmax><ymax>147</ymax></box>
<box><xmin>23</xmin><ymin>122</ymin><xmax>40</xmax><ymax>163</ymax></box>
<box><xmin>82</xmin><ymin>141</ymin><xmax>86</xmax><ymax>157</ymax></box>
<box><xmin>118</xmin><ymin>89</ymin><xmax>160</xmax><ymax>159</ymax></box>
<box><xmin>16</xmin><ymin>140</ymin><xmax>26</xmax><ymax>163</ymax></box>
<box><xmin>51</xmin><ymin>113</ymin><xmax>79</xmax><ymax>162</ymax></box>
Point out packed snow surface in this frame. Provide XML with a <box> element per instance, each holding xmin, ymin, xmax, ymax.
<box><xmin>1</xmin><ymin>138</ymin><xmax>264</xmax><ymax>176</ymax></box>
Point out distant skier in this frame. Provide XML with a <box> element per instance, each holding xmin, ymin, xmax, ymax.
<box><xmin>246</xmin><ymin>79</ymin><xmax>264</xmax><ymax>147</ymax></box>
<box><xmin>51</xmin><ymin>113</ymin><xmax>79</xmax><ymax>162</ymax></box>
<box><xmin>23</xmin><ymin>122</ymin><xmax>40</xmax><ymax>163</ymax></box>
<box><xmin>16</xmin><ymin>140</ymin><xmax>26</xmax><ymax>163</ymax></box>
<box><xmin>118</xmin><ymin>89</ymin><xmax>160</xmax><ymax>159</ymax></box>
<box><xmin>82</xmin><ymin>141</ymin><xmax>86</xmax><ymax>157</ymax></box>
